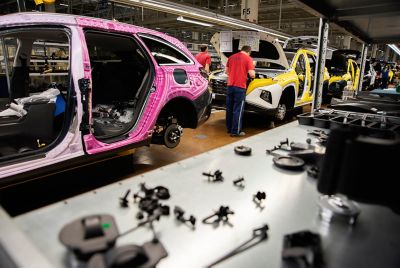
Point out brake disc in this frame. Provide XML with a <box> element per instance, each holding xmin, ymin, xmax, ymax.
<box><xmin>272</xmin><ymin>155</ymin><xmax>305</xmax><ymax>171</ymax></box>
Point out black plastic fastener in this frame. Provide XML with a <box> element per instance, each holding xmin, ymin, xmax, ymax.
<box><xmin>119</xmin><ymin>190</ymin><xmax>131</xmax><ymax>208</ymax></box>
<box><xmin>254</xmin><ymin>191</ymin><xmax>266</xmax><ymax>203</ymax></box>
<box><xmin>174</xmin><ymin>206</ymin><xmax>196</xmax><ymax>227</ymax></box>
<box><xmin>233</xmin><ymin>177</ymin><xmax>245</xmax><ymax>187</ymax></box>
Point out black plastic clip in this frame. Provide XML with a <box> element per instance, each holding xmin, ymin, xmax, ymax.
<box><xmin>253</xmin><ymin>224</ymin><xmax>269</xmax><ymax>239</ymax></box>
<box><xmin>119</xmin><ymin>189</ymin><xmax>131</xmax><ymax>208</ymax></box>
<box><xmin>133</xmin><ymin>183</ymin><xmax>170</xmax><ymax>201</ymax></box>
<box><xmin>202</xmin><ymin>170</ymin><xmax>224</xmax><ymax>182</ymax></box>
<box><xmin>253</xmin><ymin>191</ymin><xmax>266</xmax><ymax>209</ymax></box>
<box><xmin>233</xmin><ymin>177</ymin><xmax>245</xmax><ymax>188</ymax></box>
<box><xmin>254</xmin><ymin>191</ymin><xmax>266</xmax><ymax>203</ymax></box>
<box><xmin>136</xmin><ymin>211</ymin><xmax>144</xmax><ymax>220</ymax></box>
<box><xmin>202</xmin><ymin>206</ymin><xmax>234</xmax><ymax>225</ymax></box>
<box><xmin>174</xmin><ymin>206</ymin><xmax>196</xmax><ymax>228</ymax></box>
<box><xmin>280</xmin><ymin>138</ymin><xmax>289</xmax><ymax>146</ymax></box>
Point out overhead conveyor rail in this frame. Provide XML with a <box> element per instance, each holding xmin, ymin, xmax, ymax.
<box><xmin>112</xmin><ymin>0</ymin><xmax>292</xmax><ymax>40</ymax></box>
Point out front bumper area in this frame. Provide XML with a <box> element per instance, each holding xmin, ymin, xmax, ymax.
<box><xmin>211</xmin><ymin>92</ymin><xmax>277</xmax><ymax>116</ymax></box>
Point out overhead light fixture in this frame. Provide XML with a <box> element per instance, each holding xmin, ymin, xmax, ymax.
<box><xmin>388</xmin><ymin>44</ymin><xmax>400</xmax><ymax>56</ymax></box>
<box><xmin>177</xmin><ymin>16</ymin><xmax>213</xmax><ymax>27</ymax></box>
<box><xmin>59</xmin><ymin>3</ymin><xmax>69</xmax><ymax>6</ymax></box>
<box><xmin>118</xmin><ymin>0</ymin><xmax>290</xmax><ymax>39</ymax></box>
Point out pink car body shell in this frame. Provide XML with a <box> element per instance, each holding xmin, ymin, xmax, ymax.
<box><xmin>0</xmin><ymin>13</ymin><xmax>210</xmax><ymax>180</ymax></box>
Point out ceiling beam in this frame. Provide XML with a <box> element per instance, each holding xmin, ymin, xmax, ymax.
<box><xmin>112</xmin><ymin>0</ymin><xmax>292</xmax><ymax>39</ymax></box>
<box><xmin>333</xmin><ymin>3</ymin><xmax>400</xmax><ymax>20</ymax></box>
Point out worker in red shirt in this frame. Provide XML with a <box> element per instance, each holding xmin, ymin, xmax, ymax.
<box><xmin>225</xmin><ymin>45</ymin><xmax>255</xmax><ymax>137</ymax></box>
<box><xmin>195</xmin><ymin>45</ymin><xmax>211</xmax><ymax>73</ymax></box>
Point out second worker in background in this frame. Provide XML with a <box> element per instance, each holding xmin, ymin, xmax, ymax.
<box><xmin>195</xmin><ymin>45</ymin><xmax>211</xmax><ymax>74</ymax></box>
<box><xmin>225</xmin><ymin>45</ymin><xmax>255</xmax><ymax>137</ymax></box>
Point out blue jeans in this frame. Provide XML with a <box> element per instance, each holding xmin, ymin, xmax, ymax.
<box><xmin>226</xmin><ymin>86</ymin><xmax>246</xmax><ymax>134</ymax></box>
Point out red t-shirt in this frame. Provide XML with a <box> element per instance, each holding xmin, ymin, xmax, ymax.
<box><xmin>226</xmin><ymin>52</ymin><xmax>255</xmax><ymax>89</ymax></box>
<box><xmin>195</xmin><ymin>52</ymin><xmax>211</xmax><ymax>68</ymax></box>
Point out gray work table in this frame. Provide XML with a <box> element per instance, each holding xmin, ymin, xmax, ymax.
<box><xmin>2</xmin><ymin>121</ymin><xmax>400</xmax><ymax>268</ymax></box>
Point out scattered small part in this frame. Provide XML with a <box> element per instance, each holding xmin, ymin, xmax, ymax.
<box><xmin>136</xmin><ymin>183</ymin><xmax>170</xmax><ymax>200</ymax></box>
<box><xmin>202</xmin><ymin>206</ymin><xmax>234</xmax><ymax>225</ymax></box>
<box><xmin>154</xmin><ymin>205</ymin><xmax>170</xmax><ymax>220</ymax></box>
<box><xmin>307</xmin><ymin>165</ymin><xmax>319</xmax><ymax>179</ymax></box>
<box><xmin>136</xmin><ymin>211</ymin><xmax>144</xmax><ymax>220</ymax></box>
<box><xmin>202</xmin><ymin>170</ymin><xmax>224</xmax><ymax>182</ymax></box>
<box><xmin>307</xmin><ymin>129</ymin><xmax>329</xmax><ymax>145</ymax></box>
<box><xmin>188</xmin><ymin>215</ymin><xmax>196</xmax><ymax>226</ymax></box>
<box><xmin>202</xmin><ymin>171</ymin><xmax>213</xmax><ymax>178</ymax></box>
<box><xmin>174</xmin><ymin>206</ymin><xmax>185</xmax><ymax>219</ymax></box>
<box><xmin>119</xmin><ymin>189</ymin><xmax>131</xmax><ymax>208</ymax></box>
<box><xmin>307</xmin><ymin>129</ymin><xmax>327</xmax><ymax>137</ymax></box>
<box><xmin>214</xmin><ymin>170</ymin><xmax>223</xmax><ymax>181</ymax></box>
<box><xmin>131</xmin><ymin>183</ymin><xmax>171</xmax><ymax>222</ymax></box>
<box><xmin>266</xmin><ymin>145</ymin><xmax>280</xmax><ymax>155</ymax></box>
<box><xmin>174</xmin><ymin>206</ymin><xmax>196</xmax><ymax>227</ymax></box>
<box><xmin>154</xmin><ymin>186</ymin><xmax>170</xmax><ymax>200</ymax></box>
<box><xmin>253</xmin><ymin>191</ymin><xmax>266</xmax><ymax>203</ymax></box>
<box><xmin>233</xmin><ymin>177</ymin><xmax>245</xmax><ymax>187</ymax></box>
<box><xmin>306</xmin><ymin>138</ymin><xmax>312</xmax><ymax>144</ymax></box>
<box><xmin>234</xmin><ymin>145</ymin><xmax>252</xmax><ymax>156</ymax></box>
<box><xmin>282</xmin><ymin>230</ymin><xmax>324</xmax><ymax>268</ymax></box>
<box><xmin>290</xmin><ymin>142</ymin><xmax>309</xmax><ymax>151</ymax></box>
<box><xmin>141</xmin><ymin>184</ymin><xmax>154</xmax><ymax>197</ymax></box>
<box><xmin>160</xmin><ymin>205</ymin><xmax>170</xmax><ymax>216</ymax></box>
<box><xmin>138</xmin><ymin>197</ymin><xmax>159</xmax><ymax>213</ymax></box>
<box><xmin>133</xmin><ymin>184</ymin><xmax>170</xmax><ymax>202</ymax></box>
<box><xmin>280</xmin><ymin>138</ymin><xmax>289</xmax><ymax>146</ymax></box>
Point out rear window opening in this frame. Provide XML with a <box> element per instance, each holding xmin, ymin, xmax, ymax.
<box><xmin>139</xmin><ymin>34</ymin><xmax>192</xmax><ymax>65</ymax></box>
<box><xmin>285</xmin><ymin>51</ymin><xmax>296</xmax><ymax>66</ymax></box>
<box><xmin>0</xmin><ymin>28</ymin><xmax>71</xmax><ymax>162</ymax></box>
<box><xmin>85</xmin><ymin>31</ymin><xmax>152</xmax><ymax>142</ymax></box>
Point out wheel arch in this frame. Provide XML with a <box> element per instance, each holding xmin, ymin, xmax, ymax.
<box><xmin>281</xmin><ymin>85</ymin><xmax>296</xmax><ymax>109</ymax></box>
<box><xmin>157</xmin><ymin>97</ymin><xmax>198</xmax><ymax>128</ymax></box>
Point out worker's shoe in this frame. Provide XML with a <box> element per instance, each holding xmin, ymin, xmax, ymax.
<box><xmin>230</xmin><ymin>132</ymin><xmax>245</xmax><ymax>137</ymax></box>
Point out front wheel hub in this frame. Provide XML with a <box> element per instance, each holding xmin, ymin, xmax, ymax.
<box><xmin>275</xmin><ymin>104</ymin><xmax>287</xmax><ymax>121</ymax></box>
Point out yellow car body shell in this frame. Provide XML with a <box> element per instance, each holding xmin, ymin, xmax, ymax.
<box><xmin>329</xmin><ymin>58</ymin><xmax>360</xmax><ymax>90</ymax></box>
<box><xmin>247</xmin><ymin>48</ymin><xmax>329</xmax><ymax>107</ymax></box>
<box><xmin>209</xmin><ymin>42</ymin><xmax>330</xmax><ymax>117</ymax></box>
